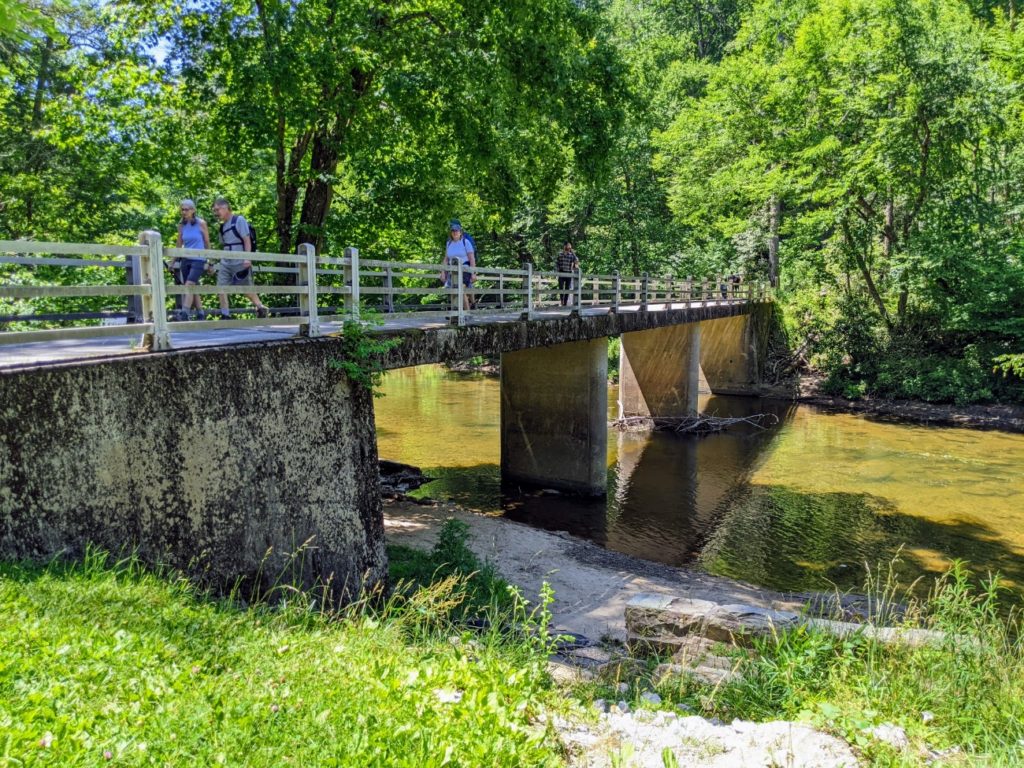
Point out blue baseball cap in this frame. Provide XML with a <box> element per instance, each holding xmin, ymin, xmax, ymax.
<box><xmin>449</xmin><ymin>219</ymin><xmax>462</xmax><ymax>231</ymax></box>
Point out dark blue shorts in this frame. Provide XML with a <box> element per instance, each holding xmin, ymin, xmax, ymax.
<box><xmin>180</xmin><ymin>258</ymin><xmax>206</xmax><ymax>283</ymax></box>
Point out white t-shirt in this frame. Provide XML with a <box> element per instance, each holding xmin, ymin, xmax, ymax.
<box><xmin>445</xmin><ymin>237</ymin><xmax>474</xmax><ymax>265</ymax></box>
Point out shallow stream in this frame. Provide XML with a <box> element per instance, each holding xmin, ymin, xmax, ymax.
<box><xmin>375</xmin><ymin>365</ymin><xmax>1024</xmax><ymax>597</ymax></box>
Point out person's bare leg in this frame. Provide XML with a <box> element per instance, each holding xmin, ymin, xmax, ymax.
<box><xmin>246</xmin><ymin>292</ymin><xmax>266</xmax><ymax>310</ymax></box>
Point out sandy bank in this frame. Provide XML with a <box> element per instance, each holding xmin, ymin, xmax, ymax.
<box><xmin>384</xmin><ymin>498</ymin><xmax>818</xmax><ymax>642</ymax></box>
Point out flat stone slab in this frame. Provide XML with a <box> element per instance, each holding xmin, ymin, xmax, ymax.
<box><xmin>626</xmin><ymin>594</ymin><xmax>801</xmax><ymax>652</ymax></box>
<box><xmin>626</xmin><ymin>592</ymin><xmax>951</xmax><ymax>655</ymax></box>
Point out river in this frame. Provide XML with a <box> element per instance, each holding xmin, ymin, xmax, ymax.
<box><xmin>375</xmin><ymin>365</ymin><xmax>1024</xmax><ymax>598</ymax></box>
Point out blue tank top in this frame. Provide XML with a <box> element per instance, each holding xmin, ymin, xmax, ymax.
<box><xmin>180</xmin><ymin>219</ymin><xmax>206</xmax><ymax>252</ymax></box>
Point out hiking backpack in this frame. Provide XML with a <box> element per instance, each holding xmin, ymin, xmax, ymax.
<box><xmin>220</xmin><ymin>214</ymin><xmax>258</xmax><ymax>252</ymax></box>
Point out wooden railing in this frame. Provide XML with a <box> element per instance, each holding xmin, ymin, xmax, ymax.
<box><xmin>0</xmin><ymin>232</ymin><xmax>770</xmax><ymax>351</ymax></box>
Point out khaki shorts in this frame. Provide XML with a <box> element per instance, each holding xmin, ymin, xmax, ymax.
<box><xmin>216</xmin><ymin>261</ymin><xmax>253</xmax><ymax>287</ymax></box>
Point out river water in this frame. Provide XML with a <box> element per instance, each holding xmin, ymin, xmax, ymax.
<box><xmin>375</xmin><ymin>365</ymin><xmax>1024</xmax><ymax>597</ymax></box>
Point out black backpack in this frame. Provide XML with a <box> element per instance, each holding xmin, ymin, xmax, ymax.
<box><xmin>220</xmin><ymin>214</ymin><xmax>257</xmax><ymax>252</ymax></box>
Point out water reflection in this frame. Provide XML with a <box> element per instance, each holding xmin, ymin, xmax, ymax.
<box><xmin>375</xmin><ymin>366</ymin><xmax>1024</xmax><ymax>596</ymax></box>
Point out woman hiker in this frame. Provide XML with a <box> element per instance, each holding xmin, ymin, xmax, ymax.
<box><xmin>175</xmin><ymin>199</ymin><xmax>211</xmax><ymax>320</ymax></box>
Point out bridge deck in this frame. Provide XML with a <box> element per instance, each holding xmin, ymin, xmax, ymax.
<box><xmin>0</xmin><ymin>301</ymin><xmax>747</xmax><ymax>371</ymax></box>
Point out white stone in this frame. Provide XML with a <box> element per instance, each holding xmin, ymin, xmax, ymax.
<box><xmin>867</xmin><ymin>723</ymin><xmax>909</xmax><ymax>749</ymax></box>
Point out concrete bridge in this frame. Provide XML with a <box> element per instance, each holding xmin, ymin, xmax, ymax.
<box><xmin>0</xmin><ymin>236</ymin><xmax>776</xmax><ymax>603</ymax></box>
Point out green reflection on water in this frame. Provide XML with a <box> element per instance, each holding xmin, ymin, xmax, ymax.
<box><xmin>376</xmin><ymin>366</ymin><xmax>1024</xmax><ymax>596</ymax></box>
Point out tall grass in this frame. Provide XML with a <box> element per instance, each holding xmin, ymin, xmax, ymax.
<box><xmin>0</xmin><ymin>544</ymin><xmax>565</xmax><ymax>767</ymax></box>
<box><xmin>606</xmin><ymin>562</ymin><xmax>1024</xmax><ymax>766</ymax></box>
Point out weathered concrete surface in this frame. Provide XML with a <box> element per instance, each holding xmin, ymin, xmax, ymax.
<box><xmin>0</xmin><ymin>341</ymin><xmax>386</xmax><ymax>602</ymax></box>
<box><xmin>618</xmin><ymin>324</ymin><xmax>701</xmax><ymax>418</ymax></box>
<box><xmin>698</xmin><ymin>303</ymin><xmax>775</xmax><ymax>395</ymax></box>
<box><xmin>377</xmin><ymin>302</ymin><xmax>758</xmax><ymax>370</ymax></box>
<box><xmin>500</xmin><ymin>338</ymin><xmax>608</xmax><ymax>495</ymax></box>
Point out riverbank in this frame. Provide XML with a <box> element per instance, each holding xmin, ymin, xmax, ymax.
<box><xmin>384</xmin><ymin>497</ymin><xmax>847</xmax><ymax>641</ymax></box>
<box><xmin>384</xmin><ymin>496</ymin><xmax>1024</xmax><ymax>767</ymax></box>
<box><xmin>792</xmin><ymin>375</ymin><xmax>1024</xmax><ymax>433</ymax></box>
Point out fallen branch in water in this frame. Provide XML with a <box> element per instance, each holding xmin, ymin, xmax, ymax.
<box><xmin>611</xmin><ymin>413</ymin><xmax>779</xmax><ymax>434</ymax></box>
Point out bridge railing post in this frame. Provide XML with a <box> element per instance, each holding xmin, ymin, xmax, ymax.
<box><xmin>385</xmin><ymin>266</ymin><xmax>395</xmax><ymax>313</ymax></box>
<box><xmin>497</xmin><ymin>271</ymin><xmax>505</xmax><ymax>309</ymax></box>
<box><xmin>522</xmin><ymin>262</ymin><xmax>534</xmax><ymax>320</ymax></box>
<box><xmin>575</xmin><ymin>267</ymin><xmax>583</xmax><ymax>312</ymax></box>
<box><xmin>139</xmin><ymin>230</ymin><xmax>170</xmax><ymax>351</ymax></box>
<box><xmin>612</xmin><ymin>270</ymin><xmax>620</xmax><ymax>313</ymax></box>
<box><xmin>666</xmin><ymin>275</ymin><xmax>674</xmax><ymax>307</ymax></box>
<box><xmin>641</xmin><ymin>273</ymin><xmax>649</xmax><ymax>311</ymax></box>
<box><xmin>344</xmin><ymin>246</ymin><xmax>360</xmax><ymax>320</ymax></box>
<box><xmin>297</xmin><ymin>242</ymin><xmax>320</xmax><ymax>337</ymax></box>
<box><xmin>456</xmin><ymin>261</ymin><xmax>466</xmax><ymax>326</ymax></box>
<box><xmin>685</xmin><ymin>275</ymin><xmax>692</xmax><ymax>304</ymax></box>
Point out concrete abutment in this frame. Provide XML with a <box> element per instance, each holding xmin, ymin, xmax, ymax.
<box><xmin>698</xmin><ymin>304</ymin><xmax>775</xmax><ymax>396</ymax></box>
<box><xmin>500</xmin><ymin>338</ymin><xmax>608</xmax><ymax>496</ymax></box>
<box><xmin>0</xmin><ymin>342</ymin><xmax>387</xmax><ymax>603</ymax></box>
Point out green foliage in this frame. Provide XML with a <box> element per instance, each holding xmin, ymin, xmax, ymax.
<box><xmin>0</xmin><ymin>551</ymin><xmax>565</xmax><ymax>766</ymax></box>
<box><xmin>327</xmin><ymin>317</ymin><xmax>401</xmax><ymax>395</ymax></box>
<box><xmin>658</xmin><ymin>0</ymin><xmax>1024</xmax><ymax>403</ymax></box>
<box><xmin>713</xmin><ymin>565</ymin><xmax>1024</xmax><ymax>765</ymax></box>
<box><xmin>994</xmin><ymin>353</ymin><xmax>1024</xmax><ymax>379</ymax></box>
<box><xmin>569</xmin><ymin>563</ymin><xmax>1024</xmax><ymax>766</ymax></box>
<box><xmin>388</xmin><ymin>518</ymin><xmax>512</xmax><ymax>617</ymax></box>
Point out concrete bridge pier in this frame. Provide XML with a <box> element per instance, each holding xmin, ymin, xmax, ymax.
<box><xmin>699</xmin><ymin>312</ymin><xmax>767</xmax><ymax>395</ymax></box>
<box><xmin>500</xmin><ymin>338</ymin><xmax>608</xmax><ymax>496</ymax></box>
<box><xmin>618</xmin><ymin>324</ymin><xmax>701</xmax><ymax>419</ymax></box>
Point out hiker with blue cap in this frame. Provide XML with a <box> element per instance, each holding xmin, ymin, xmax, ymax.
<box><xmin>440</xmin><ymin>219</ymin><xmax>476</xmax><ymax>312</ymax></box>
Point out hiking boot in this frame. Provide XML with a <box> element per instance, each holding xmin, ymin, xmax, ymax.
<box><xmin>217</xmin><ymin>311</ymin><xmax>231</xmax><ymax>321</ymax></box>
<box><xmin>256</xmin><ymin>307</ymin><xmax>270</xmax><ymax>319</ymax></box>
<box><xmin>196</xmin><ymin>310</ymin><xmax>207</xmax><ymax>321</ymax></box>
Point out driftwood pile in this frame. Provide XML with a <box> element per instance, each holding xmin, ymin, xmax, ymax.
<box><xmin>611</xmin><ymin>413</ymin><xmax>779</xmax><ymax>434</ymax></box>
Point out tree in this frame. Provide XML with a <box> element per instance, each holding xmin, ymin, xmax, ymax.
<box><xmin>659</xmin><ymin>0</ymin><xmax>1021</xmax><ymax>325</ymax></box>
<box><xmin>162</xmin><ymin>0</ymin><xmax>626</xmax><ymax>254</ymax></box>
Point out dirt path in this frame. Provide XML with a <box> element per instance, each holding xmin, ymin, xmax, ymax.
<box><xmin>385</xmin><ymin>498</ymin><xmax>809</xmax><ymax>642</ymax></box>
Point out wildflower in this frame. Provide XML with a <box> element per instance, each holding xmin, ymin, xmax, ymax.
<box><xmin>270</xmin><ymin>704</ymin><xmax>280</xmax><ymax>713</ymax></box>
<box><xmin>104</xmin><ymin>750</ymin><xmax>113</xmax><ymax>760</ymax></box>
<box><xmin>39</xmin><ymin>732</ymin><xmax>53</xmax><ymax>748</ymax></box>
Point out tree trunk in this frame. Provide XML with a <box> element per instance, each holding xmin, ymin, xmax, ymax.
<box><xmin>767</xmin><ymin>195</ymin><xmax>781</xmax><ymax>287</ymax></box>
<box><xmin>276</xmin><ymin>132</ymin><xmax>311</xmax><ymax>255</ymax></box>
<box><xmin>843</xmin><ymin>219</ymin><xmax>893</xmax><ymax>330</ymax></box>
<box><xmin>25</xmin><ymin>36</ymin><xmax>54</xmax><ymax>227</ymax></box>
<box><xmin>296</xmin><ymin>132</ymin><xmax>340</xmax><ymax>252</ymax></box>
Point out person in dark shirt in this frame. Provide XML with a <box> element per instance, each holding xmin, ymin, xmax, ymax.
<box><xmin>556</xmin><ymin>242</ymin><xmax>579</xmax><ymax>307</ymax></box>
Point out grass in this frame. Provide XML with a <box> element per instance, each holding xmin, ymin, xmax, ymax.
<box><xmin>572</xmin><ymin>563</ymin><xmax>1024</xmax><ymax>767</ymax></box>
<box><xmin>0</xmin><ymin>537</ymin><xmax>566</xmax><ymax>767</ymax></box>
<box><xmin>5</xmin><ymin>527</ymin><xmax>1024</xmax><ymax>767</ymax></box>
<box><xmin>386</xmin><ymin>518</ymin><xmax>514</xmax><ymax>619</ymax></box>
